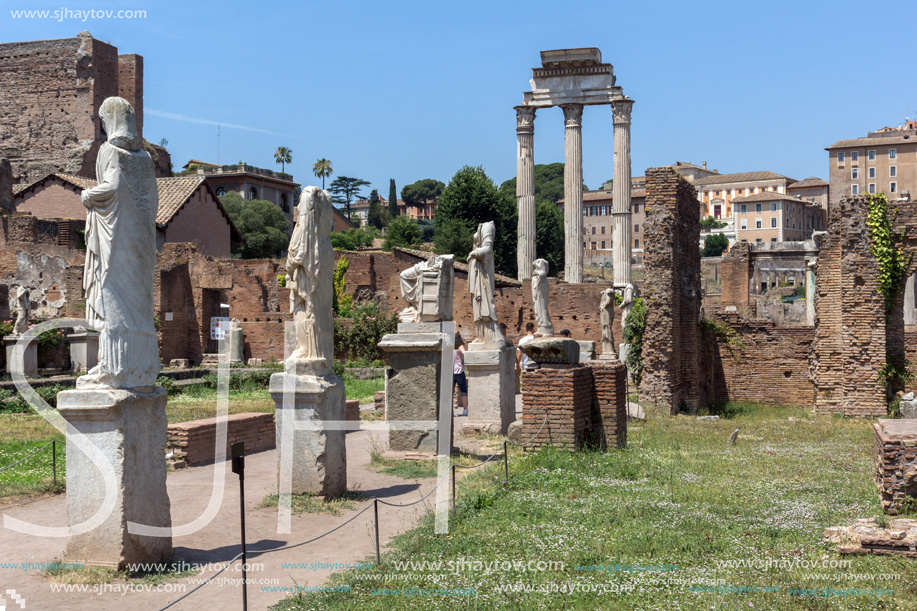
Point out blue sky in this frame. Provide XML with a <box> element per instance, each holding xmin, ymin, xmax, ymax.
<box><xmin>6</xmin><ymin>0</ymin><xmax>916</xmax><ymax>196</ymax></box>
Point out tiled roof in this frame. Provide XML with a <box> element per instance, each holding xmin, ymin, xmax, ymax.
<box><xmin>393</xmin><ymin>247</ymin><xmax>522</xmax><ymax>287</ymax></box>
<box><xmin>12</xmin><ymin>184</ymin><xmax>28</xmax><ymax>195</ymax></box>
<box><xmin>558</xmin><ymin>188</ymin><xmax>646</xmax><ymax>204</ymax></box>
<box><xmin>826</xmin><ymin>133</ymin><xmax>917</xmax><ymax>149</ymax></box>
<box><xmin>693</xmin><ymin>171</ymin><xmax>794</xmax><ymax>186</ymax></box>
<box><xmin>156</xmin><ymin>176</ymin><xmax>243</xmax><ymax>241</ymax></box>
<box><xmin>731</xmin><ymin>192</ymin><xmax>810</xmax><ymax>204</ymax></box>
<box><xmin>12</xmin><ymin>173</ymin><xmax>98</xmax><ymax>198</ymax></box>
<box><xmin>788</xmin><ymin>176</ymin><xmax>828</xmax><ymax>188</ymax></box>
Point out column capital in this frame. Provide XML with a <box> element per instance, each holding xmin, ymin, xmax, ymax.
<box><xmin>612</xmin><ymin>99</ymin><xmax>634</xmax><ymax>125</ymax></box>
<box><xmin>514</xmin><ymin>106</ymin><xmax>536</xmax><ymax>132</ymax></box>
<box><xmin>560</xmin><ymin>103</ymin><xmax>583</xmax><ymax>127</ymax></box>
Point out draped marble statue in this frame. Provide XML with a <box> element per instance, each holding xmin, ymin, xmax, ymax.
<box><xmin>399</xmin><ymin>254</ymin><xmax>455</xmax><ymax>323</ymax></box>
<box><xmin>467</xmin><ymin>221</ymin><xmax>505</xmax><ymax>349</ymax></box>
<box><xmin>78</xmin><ymin>97</ymin><xmax>159</xmax><ymax>390</ymax></box>
<box><xmin>12</xmin><ymin>287</ymin><xmax>30</xmax><ymax>336</ymax></box>
<box><xmin>532</xmin><ymin>258</ymin><xmax>553</xmax><ymax>337</ymax></box>
<box><xmin>287</xmin><ymin>186</ymin><xmax>334</xmax><ymax>374</ymax></box>
<box><xmin>619</xmin><ymin>283</ymin><xmax>634</xmax><ymax>320</ymax></box>
<box><xmin>599</xmin><ymin>287</ymin><xmax>616</xmax><ymax>359</ymax></box>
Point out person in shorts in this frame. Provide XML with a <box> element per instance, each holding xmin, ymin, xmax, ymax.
<box><xmin>454</xmin><ymin>333</ymin><xmax>468</xmax><ymax>416</ymax></box>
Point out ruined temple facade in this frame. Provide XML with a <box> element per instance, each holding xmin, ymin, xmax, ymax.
<box><xmin>0</xmin><ymin>31</ymin><xmax>169</xmax><ymax>183</ymax></box>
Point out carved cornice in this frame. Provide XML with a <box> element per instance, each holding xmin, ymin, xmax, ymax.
<box><xmin>515</xmin><ymin>106</ymin><xmax>536</xmax><ymax>133</ymax></box>
<box><xmin>561</xmin><ymin>104</ymin><xmax>583</xmax><ymax>127</ymax></box>
<box><xmin>612</xmin><ymin>100</ymin><xmax>633</xmax><ymax>125</ymax></box>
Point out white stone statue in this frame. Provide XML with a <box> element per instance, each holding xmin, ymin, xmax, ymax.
<box><xmin>399</xmin><ymin>254</ymin><xmax>455</xmax><ymax>323</ymax></box>
<box><xmin>287</xmin><ymin>186</ymin><xmax>334</xmax><ymax>372</ymax></box>
<box><xmin>78</xmin><ymin>97</ymin><xmax>159</xmax><ymax>390</ymax></box>
<box><xmin>12</xmin><ymin>286</ymin><xmax>30</xmax><ymax>336</ymax></box>
<box><xmin>619</xmin><ymin>282</ymin><xmax>634</xmax><ymax>320</ymax></box>
<box><xmin>467</xmin><ymin>221</ymin><xmax>504</xmax><ymax>349</ymax></box>
<box><xmin>532</xmin><ymin>258</ymin><xmax>554</xmax><ymax>337</ymax></box>
<box><xmin>599</xmin><ymin>287</ymin><xmax>616</xmax><ymax>358</ymax></box>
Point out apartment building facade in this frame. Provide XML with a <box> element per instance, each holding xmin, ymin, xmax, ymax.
<box><xmin>826</xmin><ymin>122</ymin><xmax>917</xmax><ymax>207</ymax></box>
<box><xmin>732</xmin><ymin>192</ymin><xmax>826</xmax><ymax>243</ymax></box>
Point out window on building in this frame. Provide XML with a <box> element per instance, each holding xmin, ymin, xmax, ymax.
<box><xmin>869</xmin><ymin>167</ymin><xmax>876</xmax><ymax>178</ymax></box>
<box><xmin>771</xmin><ymin>218</ymin><xmax>777</xmax><ymax>228</ymax></box>
<box><xmin>755</xmin><ymin>219</ymin><xmax>762</xmax><ymax>229</ymax></box>
<box><xmin>601</xmin><ymin>241</ymin><xmax>605</xmax><ymax>249</ymax></box>
<box><xmin>852</xmin><ymin>184</ymin><xmax>859</xmax><ymax>195</ymax></box>
<box><xmin>890</xmin><ymin>166</ymin><xmax>897</xmax><ymax>177</ymax></box>
<box><xmin>280</xmin><ymin>194</ymin><xmax>288</xmax><ymax>213</ymax></box>
<box><xmin>890</xmin><ymin>148</ymin><xmax>897</xmax><ymax>159</ymax></box>
<box><xmin>740</xmin><ymin>204</ymin><xmax>747</xmax><ymax>213</ymax></box>
<box><xmin>583</xmin><ymin>207</ymin><xmax>588</xmax><ymax>216</ymax></box>
<box><xmin>869</xmin><ymin>183</ymin><xmax>876</xmax><ymax>193</ymax></box>
<box><xmin>740</xmin><ymin>219</ymin><xmax>748</xmax><ymax>229</ymax></box>
<box><xmin>838</xmin><ymin>152</ymin><xmax>845</xmax><ymax>163</ymax></box>
<box><xmin>634</xmin><ymin>239</ymin><xmax>640</xmax><ymax>249</ymax></box>
<box><xmin>601</xmin><ymin>226</ymin><xmax>606</xmax><ymax>234</ymax></box>
<box><xmin>599</xmin><ymin>206</ymin><xmax>606</xmax><ymax>215</ymax></box>
<box><xmin>868</xmin><ymin>150</ymin><xmax>876</xmax><ymax>161</ymax></box>
<box><xmin>715</xmin><ymin>190</ymin><xmax>721</xmax><ymax>196</ymax></box>
<box><xmin>591</xmin><ymin>206</ymin><xmax>597</xmax><ymax>216</ymax></box>
<box><xmin>851</xmin><ymin>151</ymin><xmax>859</xmax><ymax>162</ymax></box>
<box><xmin>591</xmin><ymin>242</ymin><xmax>597</xmax><ymax>249</ymax></box>
<box><xmin>852</xmin><ymin>168</ymin><xmax>858</xmax><ymax>179</ymax></box>
<box><xmin>215</xmin><ymin>187</ymin><xmax>226</xmax><ymax>196</ymax></box>
<box><xmin>634</xmin><ymin>224</ymin><xmax>639</xmax><ymax>232</ymax></box>
<box><xmin>740</xmin><ymin>239</ymin><xmax>747</xmax><ymax>243</ymax></box>
<box><xmin>249</xmin><ymin>187</ymin><xmax>257</xmax><ymax>200</ymax></box>
<box><xmin>755</xmin><ymin>203</ymin><xmax>762</xmax><ymax>213</ymax></box>
<box><xmin>756</xmin><ymin>238</ymin><xmax>763</xmax><ymax>243</ymax></box>
<box><xmin>786</xmin><ymin>218</ymin><xmax>789</xmax><ymax>227</ymax></box>
<box><xmin>770</xmin><ymin>203</ymin><xmax>777</xmax><ymax>211</ymax></box>
<box><xmin>792</xmin><ymin>220</ymin><xmax>796</xmax><ymax>229</ymax></box>
<box><xmin>891</xmin><ymin>182</ymin><xmax>897</xmax><ymax>193</ymax></box>
<box><xmin>714</xmin><ymin>204</ymin><xmax>722</xmax><ymax>218</ymax></box>
<box><xmin>591</xmin><ymin>227</ymin><xmax>596</xmax><ymax>235</ymax></box>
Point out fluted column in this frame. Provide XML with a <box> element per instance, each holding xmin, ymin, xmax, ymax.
<box><xmin>562</xmin><ymin>103</ymin><xmax>584</xmax><ymax>284</ymax></box>
<box><xmin>612</xmin><ymin>99</ymin><xmax>634</xmax><ymax>288</ymax></box>
<box><xmin>515</xmin><ymin>106</ymin><xmax>537</xmax><ymax>280</ymax></box>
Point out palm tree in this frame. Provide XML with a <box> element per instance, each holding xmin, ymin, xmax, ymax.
<box><xmin>313</xmin><ymin>158</ymin><xmax>333</xmax><ymax>189</ymax></box>
<box><xmin>274</xmin><ymin>146</ymin><xmax>292</xmax><ymax>173</ymax></box>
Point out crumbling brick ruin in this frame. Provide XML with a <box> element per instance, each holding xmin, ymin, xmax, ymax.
<box><xmin>0</xmin><ymin>32</ymin><xmax>169</xmax><ymax>184</ymax></box>
<box><xmin>639</xmin><ymin>167</ymin><xmax>711</xmax><ymax>413</ymax></box>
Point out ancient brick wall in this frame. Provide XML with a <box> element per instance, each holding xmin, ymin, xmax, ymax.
<box><xmin>117</xmin><ymin>54</ymin><xmax>143</xmax><ymax>138</ymax></box>
<box><xmin>591</xmin><ymin>362</ymin><xmax>627</xmax><ymax>449</ymax></box>
<box><xmin>720</xmin><ymin>242</ymin><xmax>750</xmax><ymax>307</ymax></box>
<box><xmin>521</xmin><ymin>366</ymin><xmax>594</xmax><ymax>451</ymax></box>
<box><xmin>639</xmin><ymin>167</ymin><xmax>710</xmax><ymax>413</ymax></box>
<box><xmin>873</xmin><ymin>420</ymin><xmax>917</xmax><ymax>515</ymax></box>
<box><xmin>167</xmin><ymin>412</ymin><xmax>275</xmax><ymax>466</ymax></box>
<box><xmin>163</xmin><ymin>187</ymin><xmax>232</xmax><ymax>259</ymax></box>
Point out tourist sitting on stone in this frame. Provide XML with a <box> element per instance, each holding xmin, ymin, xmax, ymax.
<box><xmin>453</xmin><ymin>333</ymin><xmax>468</xmax><ymax>416</ymax></box>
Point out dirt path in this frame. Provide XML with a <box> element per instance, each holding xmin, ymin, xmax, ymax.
<box><xmin>0</xmin><ymin>429</ymin><xmax>447</xmax><ymax>610</ymax></box>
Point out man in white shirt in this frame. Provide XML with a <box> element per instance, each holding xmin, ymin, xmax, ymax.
<box><xmin>517</xmin><ymin>322</ymin><xmax>535</xmax><ymax>370</ymax></box>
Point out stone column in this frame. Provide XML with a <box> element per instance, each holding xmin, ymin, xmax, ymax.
<box><xmin>905</xmin><ymin>273</ymin><xmax>917</xmax><ymax>326</ymax></box>
<box><xmin>562</xmin><ymin>104</ymin><xmax>584</xmax><ymax>283</ymax></box>
<box><xmin>612</xmin><ymin>100</ymin><xmax>634</xmax><ymax>288</ymax></box>
<box><xmin>805</xmin><ymin>259</ymin><xmax>816</xmax><ymax>326</ymax></box>
<box><xmin>515</xmin><ymin>107</ymin><xmax>537</xmax><ymax>281</ymax></box>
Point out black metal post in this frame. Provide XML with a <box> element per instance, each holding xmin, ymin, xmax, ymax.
<box><xmin>373</xmin><ymin>499</ymin><xmax>381</xmax><ymax>565</ymax></box>
<box><xmin>52</xmin><ymin>440</ymin><xmax>57</xmax><ymax>487</ymax></box>
<box><xmin>231</xmin><ymin>441</ymin><xmax>247</xmax><ymax>611</ymax></box>
<box><xmin>503</xmin><ymin>442</ymin><xmax>508</xmax><ymax>481</ymax></box>
<box><xmin>451</xmin><ymin>464</ymin><xmax>456</xmax><ymax>511</ymax></box>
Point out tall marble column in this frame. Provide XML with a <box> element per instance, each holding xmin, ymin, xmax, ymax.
<box><xmin>611</xmin><ymin>100</ymin><xmax>634</xmax><ymax>288</ymax></box>
<box><xmin>515</xmin><ymin>106</ymin><xmax>537</xmax><ymax>281</ymax></box>
<box><xmin>805</xmin><ymin>259</ymin><xmax>816</xmax><ymax>326</ymax></box>
<box><xmin>905</xmin><ymin>273</ymin><xmax>917</xmax><ymax>326</ymax></box>
<box><xmin>562</xmin><ymin>104</ymin><xmax>584</xmax><ymax>284</ymax></box>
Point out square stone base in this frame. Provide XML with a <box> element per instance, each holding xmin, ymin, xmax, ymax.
<box><xmin>4</xmin><ymin>336</ymin><xmax>37</xmax><ymax>377</ymax></box>
<box><xmin>270</xmin><ymin>373</ymin><xmax>347</xmax><ymax>498</ymax></box>
<box><xmin>464</xmin><ymin>347</ymin><xmax>515</xmax><ymax>435</ymax></box>
<box><xmin>69</xmin><ymin>332</ymin><xmax>100</xmax><ymax>373</ymax></box>
<box><xmin>58</xmin><ymin>386</ymin><xmax>172</xmax><ymax>569</ymax></box>
<box><xmin>874</xmin><ymin>419</ymin><xmax>917</xmax><ymax>515</ymax></box>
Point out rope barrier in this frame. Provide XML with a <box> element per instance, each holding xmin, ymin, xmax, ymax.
<box><xmin>0</xmin><ymin>441</ymin><xmax>54</xmax><ymax>474</ymax></box>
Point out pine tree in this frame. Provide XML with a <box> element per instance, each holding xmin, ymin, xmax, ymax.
<box><xmin>388</xmin><ymin>179</ymin><xmax>398</xmax><ymax>217</ymax></box>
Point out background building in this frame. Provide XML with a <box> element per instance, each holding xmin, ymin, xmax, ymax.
<box><xmin>731</xmin><ymin>192</ymin><xmax>825</xmax><ymax>243</ymax></box>
<box><xmin>826</xmin><ymin>123</ymin><xmax>917</xmax><ymax>207</ymax></box>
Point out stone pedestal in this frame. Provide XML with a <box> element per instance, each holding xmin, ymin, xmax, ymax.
<box><xmin>270</xmin><ymin>372</ymin><xmax>346</xmax><ymax>497</ymax></box>
<box><xmin>58</xmin><ymin>387</ymin><xmax>172</xmax><ymax>569</ymax></box>
<box><xmin>4</xmin><ymin>335</ymin><xmax>38</xmax><ymax>377</ymax></box>
<box><xmin>69</xmin><ymin>332</ymin><xmax>100</xmax><ymax>373</ymax></box>
<box><xmin>589</xmin><ymin>361</ymin><xmax>628</xmax><ymax>449</ymax></box>
<box><xmin>464</xmin><ymin>346</ymin><xmax>515</xmax><ymax>435</ymax></box>
<box><xmin>229</xmin><ymin>326</ymin><xmax>244</xmax><ymax>364</ymax></box>
<box><xmin>379</xmin><ymin>324</ymin><xmax>454</xmax><ymax>453</ymax></box>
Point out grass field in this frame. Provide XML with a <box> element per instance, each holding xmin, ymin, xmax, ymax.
<box><xmin>270</xmin><ymin>403</ymin><xmax>917</xmax><ymax>611</ymax></box>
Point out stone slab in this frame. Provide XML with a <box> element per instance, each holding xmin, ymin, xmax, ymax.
<box><xmin>397</xmin><ymin>322</ymin><xmax>452</xmax><ymax>335</ymax></box>
<box><xmin>464</xmin><ymin>347</ymin><xmax>515</xmax><ymax>435</ymax></box>
<box><xmin>270</xmin><ymin>373</ymin><xmax>347</xmax><ymax>497</ymax></box>
<box><xmin>4</xmin><ymin>336</ymin><xmax>37</xmax><ymax>376</ymax></box>
<box><xmin>58</xmin><ymin>386</ymin><xmax>172</xmax><ymax>569</ymax></box>
<box><xmin>518</xmin><ymin>338</ymin><xmax>580</xmax><ymax>365</ymax></box>
<box><xmin>69</xmin><ymin>332</ymin><xmax>100</xmax><ymax>373</ymax></box>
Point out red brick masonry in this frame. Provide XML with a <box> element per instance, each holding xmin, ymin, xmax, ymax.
<box><xmin>167</xmin><ymin>412</ymin><xmax>275</xmax><ymax>466</ymax></box>
<box><xmin>874</xmin><ymin>419</ymin><xmax>917</xmax><ymax>515</ymax></box>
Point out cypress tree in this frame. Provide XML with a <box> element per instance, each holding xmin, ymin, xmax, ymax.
<box><xmin>388</xmin><ymin>179</ymin><xmax>398</xmax><ymax>217</ymax></box>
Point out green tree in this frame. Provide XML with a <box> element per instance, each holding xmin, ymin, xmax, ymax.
<box><xmin>416</xmin><ymin>219</ymin><xmax>435</xmax><ymax>242</ymax></box>
<box><xmin>436</xmin><ymin>165</ymin><xmax>517</xmax><ymax>277</ymax></box>
<box><xmin>388</xmin><ymin>179</ymin><xmax>398</xmax><ymax>217</ymax></box>
<box><xmin>535</xmin><ymin>199</ymin><xmax>565</xmax><ymax>275</ymax></box>
<box><xmin>274</xmin><ymin>146</ymin><xmax>292</xmax><ymax>173</ymax></box>
<box><xmin>313</xmin><ymin>158</ymin><xmax>333</xmax><ymax>189</ymax></box>
<box><xmin>220</xmin><ymin>191</ymin><xmax>291</xmax><ymax>259</ymax></box>
<box><xmin>433</xmin><ymin>218</ymin><xmax>474</xmax><ymax>261</ymax></box>
<box><xmin>700</xmin><ymin>215</ymin><xmax>727</xmax><ymax>230</ymax></box>
<box><xmin>499</xmin><ymin>162</ymin><xmax>565</xmax><ymax>203</ymax></box>
<box><xmin>368</xmin><ymin>189</ymin><xmax>380</xmax><ymax>203</ymax></box>
<box><xmin>383</xmin><ymin>214</ymin><xmax>422</xmax><ymax>250</ymax></box>
<box><xmin>329</xmin><ymin>176</ymin><xmax>371</xmax><ymax>220</ymax></box>
<box><xmin>702</xmin><ymin>233</ymin><xmax>729</xmax><ymax>257</ymax></box>
<box><xmin>367</xmin><ymin>200</ymin><xmax>389</xmax><ymax>230</ymax></box>
<box><xmin>330</xmin><ymin>226</ymin><xmax>380</xmax><ymax>250</ymax></box>
<box><xmin>401</xmin><ymin>178</ymin><xmax>445</xmax><ymax>215</ymax></box>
